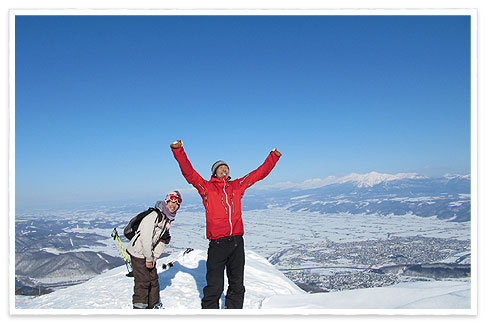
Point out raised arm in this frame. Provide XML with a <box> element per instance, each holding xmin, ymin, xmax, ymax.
<box><xmin>170</xmin><ymin>140</ymin><xmax>206</xmax><ymax>190</ymax></box>
<box><xmin>236</xmin><ymin>148</ymin><xmax>282</xmax><ymax>194</ymax></box>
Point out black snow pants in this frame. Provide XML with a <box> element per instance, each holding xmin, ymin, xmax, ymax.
<box><xmin>202</xmin><ymin>235</ymin><xmax>245</xmax><ymax>309</ymax></box>
<box><xmin>130</xmin><ymin>255</ymin><xmax>160</xmax><ymax>309</ymax></box>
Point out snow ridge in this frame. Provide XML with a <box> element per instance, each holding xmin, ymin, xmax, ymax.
<box><xmin>257</xmin><ymin>171</ymin><xmax>427</xmax><ymax>190</ymax></box>
<box><xmin>15</xmin><ymin>249</ymin><xmax>303</xmax><ymax>310</ymax></box>
<box><xmin>338</xmin><ymin>172</ymin><xmax>426</xmax><ymax>188</ymax></box>
<box><xmin>15</xmin><ymin>249</ymin><xmax>470</xmax><ymax>312</ymax></box>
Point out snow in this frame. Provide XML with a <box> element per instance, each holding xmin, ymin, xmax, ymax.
<box><xmin>262</xmin><ymin>280</ymin><xmax>470</xmax><ymax>309</ymax></box>
<box><xmin>255</xmin><ymin>171</ymin><xmax>427</xmax><ymax>190</ymax></box>
<box><xmin>40</xmin><ymin>248</ymin><xmax>61</xmax><ymax>255</ymax></box>
<box><xmin>337</xmin><ymin>172</ymin><xmax>426</xmax><ymax>188</ymax></box>
<box><xmin>15</xmin><ymin>249</ymin><xmax>303</xmax><ymax>311</ymax></box>
<box><xmin>443</xmin><ymin>174</ymin><xmax>471</xmax><ymax>180</ymax></box>
<box><xmin>14</xmin><ymin>249</ymin><xmax>470</xmax><ymax>313</ymax></box>
<box><xmin>13</xmin><ymin>190</ymin><xmax>472</xmax><ymax>315</ymax></box>
<box><xmin>290</xmin><ymin>194</ymin><xmax>311</xmax><ymax>200</ymax></box>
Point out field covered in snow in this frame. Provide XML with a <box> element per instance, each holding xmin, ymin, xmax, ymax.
<box><xmin>160</xmin><ymin>206</ymin><xmax>471</xmax><ymax>259</ymax></box>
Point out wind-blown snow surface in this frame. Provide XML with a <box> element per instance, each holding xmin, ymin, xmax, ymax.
<box><xmin>262</xmin><ymin>281</ymin><xmax>470</xmax><ymax>309</ymax></box>
<box><xmin>15</xmin><ymin>249</ymin><xmax>302</xmax><ymax>310</ymax></box>
<box><xmin>15</xmin><ymin>249</ymin><xmax>470</xmax><ymax>312</ymax></box>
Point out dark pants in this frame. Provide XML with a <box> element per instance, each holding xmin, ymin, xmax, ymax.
<box><xmin>131</xmin><ymin>256</ymin><xmax>160</xmax><ymax>309</ymax></box>
<box><xmin>202</xmin><ymin>235</ymin><xmax>245</xmax><ymax>309</ymax></box>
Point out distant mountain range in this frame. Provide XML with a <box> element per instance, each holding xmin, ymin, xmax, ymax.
<box><xmin>15</xmin><ymin>218</ymin><xmax>126</xmax><ymax>295</ymax></box>
<box><xmin>242</xmin><ymin>172</ymin><xmax>471</xmax><ymax>222</ymax></box>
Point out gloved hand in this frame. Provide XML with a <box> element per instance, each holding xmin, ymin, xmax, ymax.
<box><xmin>161</xmin><ymin>235</ymin><xmax>171</xmax><ymax>244</ymax></box>
<box><xmin>146</xmin><ymin>260</ymin><xmax>156</xmax><ymax>269</ymax></box>
<box><xmin>272</xmin><ymin>148</ymin><xmax>282</xmax><ymax>157</ymax></box>
<box><xmin>170</xmin><ymin>140</ymin><xmax>183</xmax><ymax>149</ymax></box>
<box><xmin>161</xmin><ymin>230</ymin><xmax>171</xmax><ymax>244</ymax></box>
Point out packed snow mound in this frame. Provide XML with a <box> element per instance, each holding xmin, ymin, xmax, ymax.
<box><xmin>15</xmin><ymin>249</ymin><xmax>471</xmax><ymax>311</ymax></box>
<box><xmin>262</xmin><ymin>280</ymin><xmax>470</xmax><ymax>309</ymax></box>
<box><xmin>16</xmin><ymin>249</ymin><xmax>304</xmax><ymax>309</ymax></box>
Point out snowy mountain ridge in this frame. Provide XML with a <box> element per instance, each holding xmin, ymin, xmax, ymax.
<box><xmin>256</xmin><ymin>171</ymin><xmax>432</xmax><ymax>190</ymax></box>
<box><xmin>336</xmin><ymin>171</ymin><xmax>427</xmax><ymax>188</ymax></box>
<box><xmin>14</xmin><ymin>249</ymin><xmax>471</xmax><ymax>312</ymax></box>
<box><xmin>242</xmin><ymin>171</ymin><xmax>471</xmax><ymax>222</ymax></box>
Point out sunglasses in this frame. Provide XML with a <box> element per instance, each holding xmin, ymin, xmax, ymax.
<box><xmin>168</xmin><ymin>196</ymin><xmax>182</xmax><ymax>205</ymax></box>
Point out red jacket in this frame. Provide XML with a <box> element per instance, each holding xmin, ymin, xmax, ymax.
<box><xmin>172</xmin><ymin>147</ymin><xmax>280</xmax><ymax>240</ymax></box>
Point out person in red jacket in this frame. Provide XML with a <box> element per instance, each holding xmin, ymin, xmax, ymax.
<box><xmin>170</xmin><ymin>140</ymin><xmax>281</xmax><ymax>309</ymax></box>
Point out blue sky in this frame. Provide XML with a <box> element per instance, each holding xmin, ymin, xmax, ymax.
<box><xmin>14</xmin><ymin>15</ymin><xmax>471</xmax><ymax>208</ymax></box>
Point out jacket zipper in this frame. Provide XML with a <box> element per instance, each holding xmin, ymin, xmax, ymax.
<box><xmin>222</xmin><ymin>179</ymin><xmax>233</xmax><ymax>236</ymax></box>
<box><xmin>230</xmin><ymin>195</ymin><xmax>235</xmax><ymax>214</ymax></box>
<box><xmin>221</xmin><ymin>197</ymin><xmax>228</xmax><ymax>214</ymax></box>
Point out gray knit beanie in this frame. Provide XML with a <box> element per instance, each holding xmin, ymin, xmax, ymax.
<box><xmin>211</xmin><ymin>160</ymin><xmax>229</xmax><ymax>177</ymax></box>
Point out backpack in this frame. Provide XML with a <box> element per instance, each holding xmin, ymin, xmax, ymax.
<box><xmin>123</xmin><ymin>207</ymin><xmax>163</xmax><ymax>240</ymax></box>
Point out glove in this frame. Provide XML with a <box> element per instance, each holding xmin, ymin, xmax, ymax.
<box><xmin>272</xmin><ymin>148</ymin><xmax>282</xmax><ymax>157</ymax></box>
<box><xmin>160</xmin><ymin>230</ymin><xmax>171</xmax><ymax>244</ymax></box>
<box><xmin>170</xmin><ymin>140</ymin><xmax>183</xmax><ymax>149</ymax></box>
<box><xmin>146</xmin><ymin>260</ymin><xmax>156</xmax><ymax>269</ymax></box>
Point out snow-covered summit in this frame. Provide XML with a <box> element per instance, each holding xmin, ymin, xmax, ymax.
<box><xmin>15</xmin><ymin>249</ymin><xmax>303</xmax><ymax>310</ymax></box>
<box><xmin>443</xmin><ymin>173</ymin><xmax>471</xmax><ymax>180</ymax></box>
<box><xmin>337</xmin><ymin>171</ymin><xmax>426</xmax><ymax>188</ymax></box>
<box><xmin>256</xmin><ymin>171</ymin><xmax>427</xmax><ymax>190</ymax></box>
<box><xmin>15</xmin><ymin>249</ymin><xmax>470</xmax><ymax>312</ymax></box>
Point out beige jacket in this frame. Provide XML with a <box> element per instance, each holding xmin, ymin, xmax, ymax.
<box><xmin>126</xmin><ymin>210</ymin><xmax>168</xmax><ymax>262</ymax></box>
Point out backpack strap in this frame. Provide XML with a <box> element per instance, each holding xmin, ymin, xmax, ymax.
<box><xmin>152</xmin><ymin>207</ymin><xmax>164</xmax><ymax>223</ymax></box>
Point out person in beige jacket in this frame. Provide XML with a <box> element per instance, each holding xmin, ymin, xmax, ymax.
<box><xmin>126</xmin><ymin>191</ymin><xmax>182</xmax><ymax>309</ymax></box>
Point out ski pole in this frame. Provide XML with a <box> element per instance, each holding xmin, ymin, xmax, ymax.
<box><xmin>114</xmin><ymin>229</ymin><xmax>131</xmax><ymax>263</ymax></box>
<box><xmin>162</xmin><ymin>248</ymin><xmax>194</xmax><ymax>269</ymax></box>
<box><xmin>111</xmin><ymin>228</ymin><xmax>134</xmax><ymax>277</ymax></box>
